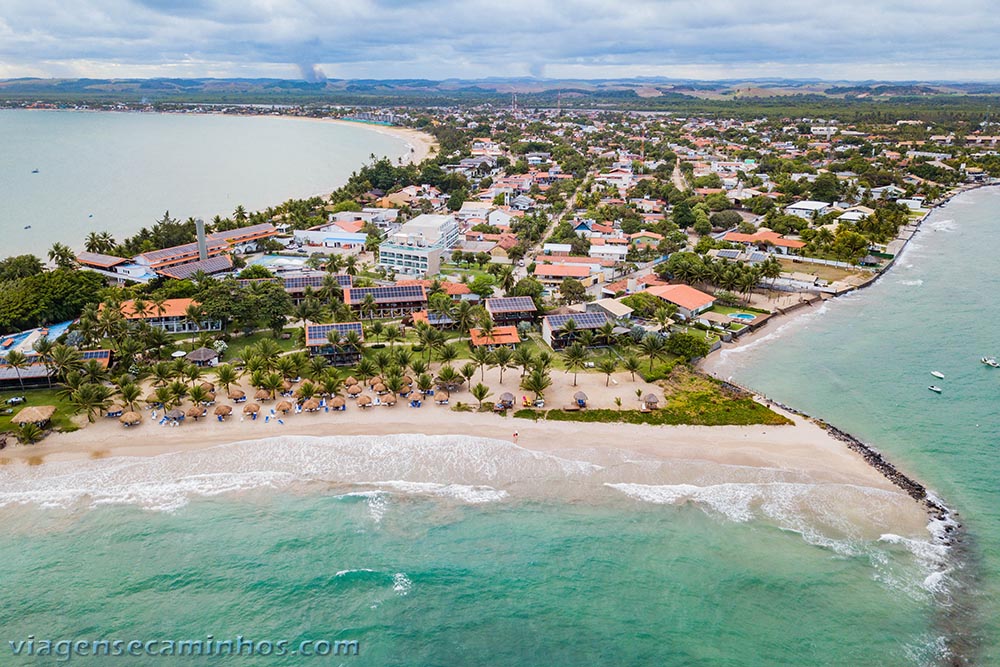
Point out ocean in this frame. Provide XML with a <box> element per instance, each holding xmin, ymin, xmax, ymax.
<box><xmin>0</xmin><ymin>109</ymin><xmax>411</xmax><ymax>258</ymax></box>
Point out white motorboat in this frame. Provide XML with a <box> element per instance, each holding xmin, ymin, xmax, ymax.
<box><xmin>931</xmin><ymin>371</ymin><xmax>945</xmax><ymax>379</ymax></box>
<box><xmin>928</xmin><ymin>385</ymin><xmax>943</xmax><ymax>393</ymax></box>
<box><xmin>982</xmin><ymin>357</ymin><xmax>999</xmax><ymax>368</ymax></box>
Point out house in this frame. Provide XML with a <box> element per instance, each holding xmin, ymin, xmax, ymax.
<box><xmin>109</xmin><ymin>298</ymin><xmax>221</xmax><ymax>333</ymax></box>
<box><xmin>378</xmin><ymin>214</ymin><xmax>459</xmax><ymax>277</ymax></box>
<box><xmin>588</xmin><ymin>245</ymin><xmax>629</xmax><ymax>262</ymax></box>
<box><xmin>629</xmin><ymin>231</ymin><xmax>663</xmax><ymax>249</ymax></box>
<box><xmin>586</xmin><ymin>298</ymin><xmax>634</xmax><ymax>321</ymax></box>
<box><xmin>542</xmin><ymin>243</ymin><xmax>572</xmax><ymax>257</ymax></box>
<box><xmin>541</xmin><ymin>312</ymin><xmax>610</xmax><ymax>349</ymax></box>
<box><xmin>304</xmin><ymin>322</ymin><xmax>365</xmax><ymax>365</ymax></box>
<box><xmin>281</xmin><ymin>272</ymin><xmax>352</xmax><ymax>304</ymax></box>
<box><xmin>156</xmin><ymin>254</ymin><xmax>233</xmax><ymax>280</ymax></box>
<box><xmin>469</xmin><ymin>326</ymin><xmax>521</xmax><ymax>349</ymax></box>
<box><xmin>485</xmin><ymin>296</ymin><xmax>537</xmax><ymax>325</ymax></box>
<box><xmin>532</xmin><ymin>264</ymin><xmax>598</xmax><ymax>292</ymax></box>
<box><xmin>644</xmin><ymin>284</ymin><xmax>716</xmax><ymax>320</ymax></box>
<box><xmin>722</xmin><ymin>229</ymin><xmax>806</xmax><ymax>255</ymax></box>
<box><xmin>343</xmin><ymin>285</ymin><xmax>427</xmax><ymax>319</ymax></box>
<box><xmin>785</xmin><ymin>200</ymin><xmax>832</xmax><ymax>219</ymax></box>
<box><xmin>411</xmin><ymin>309</ymin><xmax>456</xmax><ymax>329</ymax></box>
<box><xmin>397</xmin><ymin>279</ymin><xmax>477</xmax><ymax>302</ymax></box>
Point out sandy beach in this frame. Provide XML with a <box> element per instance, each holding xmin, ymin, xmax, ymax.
<box><xmin>0</xmin><ymin>365</ymin><xmax>931</xmax><ymax>535</ymax></box>
<box><xmin>321</xmin><ymin>118</ymin><xmax>437</xmax><ymax>164</ymax></box>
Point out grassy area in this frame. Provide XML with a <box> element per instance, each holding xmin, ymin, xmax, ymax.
<box><xmin>0</xmin><ymin>387</ymin><xmax>82</xmax><ymax>437</ymax></box>
<box><xmin>220</xmin><ymin>330</ymin><xmax>299</xmax><ymax>360</ymax></box>
<box><xmin>514</xmin><ymin>367</ymin><xmax>791</xmax><ymax>427</ymax></box>
<box><xmin>777</xmin><ymin>257</ymin><xmax>861</xmax><ymax>283</ymax></box>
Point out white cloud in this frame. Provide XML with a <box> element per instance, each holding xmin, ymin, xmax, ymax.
<box><xmin>0</xmin><ymin>0</ymin><xmax>998</xmax><ymax>80</ymax></box>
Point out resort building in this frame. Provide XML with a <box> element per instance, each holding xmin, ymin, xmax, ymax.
<box><xmin>540</xmin><ymin>312</ymin><xmax>610</xmax><ymax>349</ymax></box>
<box><xmin>485</xmin><ymin>296</ymin><xmax>537</xmax><ymax>325</ymax></box>
<box><xmin>304</xmin><ymin>322</ymin><xmax>365</xmax><ymax>366</ymax></box>
<box><xmin>110</xmin><ymin>298</ymin><xmax>222</xmax><ymax>333</ymax></box>
<box><xmin>343</xmin><ymin>285</ymin><xmax>428</xmax><ymax>319</ymax></box>
<box><xmin>644</xmin><ymin>284</ymin><xmax>716</xmax><ymax>320</ymax></box>
<box><xmin>410</xmin><ymin>310</ymin><xmax>456</xmax><ymax>329</ymax></box>
<box><xmin>0</xmin><ymin>349</ymin><xmax>111</xmax><ymax>389</ymax></box>
<box><xmin>468</xmin><ymin>326</ymin><xmax>521</xmax><ymax>350</ymax></box>
<box><xmin>586</xmin><ymin>298</ymin><xmax>634</xmax><ymax>321</ymax></box>
<box><xmin>378</xmin><ymin>214</ymin><xmax>459</xmax><ymax>277</ymax></box>
<box><xmin>533</xmin><ymin>264</ymin><xmax>599</xmax><ymax>292</ymax></box>
<box><xmin>722</xmin><ymin>229</ymin><xmax>806</xmax><ymax>255</ymax></box>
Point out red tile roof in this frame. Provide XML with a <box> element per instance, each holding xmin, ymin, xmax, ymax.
<box><xmin>645</xmin><ymin>284</ymin><xmax>716</xmax><ymax>312</ymax></box>
<box><xmin>533</xmin><ymin>264</ymin><xmax>591</xmax><ymax>278</ymax></box>
<box><xmin>469</xmin><ymin>326</ymin><xmax>521</xmax><ymax>347</ymax></box>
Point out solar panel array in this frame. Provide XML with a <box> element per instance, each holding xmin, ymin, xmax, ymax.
<box><xmin>748</xmin><ymin>251</ymin><xmax>769</xmax><ymax>263</ymax></box>
<box><xmin>425</xmin><ymin>311</ymin><xmax>455</xmax><ymax>326</ymax></box>
<box><xmin>139</xmin><ymin>240</ymin><xmax>227</xmax><ymax>265</ymax></box>
<box><xmin>544</xmin><ymin>312</ymin><xmax>609</xmax><ymax>330</ymax></box>
<box><xmin>0</xmin><ymin>363</ymin><xmax>50</xmax><ymax>380</ymax></box>
<box><xmin>346</xmin><ymin>285</ymin><xmax>426</xmax><ymax>305</ymax></box>
<box><xmin>158</xmin><ymin>255</ymin><xmax>233</xmax><ymax>280</ymax></box>
<box><xmin>305</xmin><ymin>322</ymin><xmax>364</xmax><ymax>346</ymax></box>
<box><xmin>206</xmin><ymin>223</ymin><xmax>276</xmax><ymax>243</ymax></box>
<box><xmin>486</xmin><ymin>296</ymin><xmax>537</xmax><ymax>314</ymax></box>
<box><xmin>76</xmin><ymin>251</ymin><xmax>126</xmax><ymax>266</ymax></box>
<box><xmin>716</xmin><ymin>249</ymin><xmax>740</xmax><ymax>259</ymax></box>
<box><xmin>81</xmin><ymin>350</ymin><xmax>111</xmax><ymax>360</ymax></box>
<box><xmin>283</xmin><ymin>273</ymin><xmax>352</xmax><ymax>291</ymax></box>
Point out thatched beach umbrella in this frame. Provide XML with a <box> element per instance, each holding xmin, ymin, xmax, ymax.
<box><xmin>368</xmin><ymin>376</ymin><xmax>382</xmax><ymax>387</ymax></box>
<box><xmin>165</xmin><ymin>409</ymin><xmax>185</xmax><ymax>422</ymax></box>
<box><xmin>345</xmin><ymin>376</ymin><xmax>358</xmax><ymax>386</ymax></box>
<box><xmin>275</xmin><ymin>400</ymin><xmax>293</xmax><ymax>414</ymax></box>
<box><xmin>243</xmin><ymin>403</ymin><xmax>261</xmax><ymax>415</ymax></box>
<box><xmin>214</xmin><ymin>405</ymin><xmax>233</xmax><ymax>418</ymax></box>
<box><xmin>106</xmin><ymin>405</ymin><xmax>124</xmax><ymax>417</ymax></box>
<box><xmin>347</xmin><ymin>385</ymin><xmax>363</xmax><ymax>396</ymax></box>
<box><xmin>200</xmin><ymin>381</ymin><xmax>215</xmax><ymax>393</ymax></box>
<box><xmin>401</xmin><ymin>375</ymin><xmax>413</xmax><ymax>386</ymax></box>
<box><xmin>356</xmin><ymin>395</ymin><xmax>373</xmax><ymax>408</ymax></box>
<box><xmin>330</xmin><ymin>396</ymin><xmax>345</xmax><ymax>409</ymax></box>
<box><xmin>186</xmin><ymin>406</ymin><xmax>205</xmax><ymax>420</ymax></box>
<box><xmin>145</xmin><ymin>393</ymin><xmax>161</xmax><ymax>405</ymax></box>
<box><xmin>382</xmin><ymin>394</ymin><xmax>397</xmax><ymax>406</ymax></box>
<box><xmin>203</xmin><ymin>392</ymin><xmax>216</xmax><ymax>405</ymax></box>
<box><xmin>435</xmin><ymin>391</ymin><xmax>450</xmax><ymax>404</ymax></box>
<box><xmin>254</xmin><ymin>389</ymin><xmax>270</xmax><ymax>402</ymax></box>
<box><xmin>373</xmin><ymin>382</ymin><xmax>387</xmax><ymax>394</ymax></box>
<box><xmin>228</xmin><ymin>389</ymin><xmax>245</xmax><ymax>400</ymax></box>
<box><xmin>282</xmin><ymin>380</ymin><xmax>293</xmax><ymax>391</ymax></box>
<box><xmin>643</xmin><ymin>394</ymin><xmax>659</xmax><ymax>409</ymax></box>
<box><xmin>119</xmin><ymin>411</ymin><xmax>142</xmax><ymax>427</ymax></box>
<box><xmin>499</xmin><ymin>392</ymin><xmax>514</xmax><ymax>404</ymax></box>
<box><xmin>302</xmin><ymin>398</ymin><xmax>320</xmax><ymax>412</ymax></box>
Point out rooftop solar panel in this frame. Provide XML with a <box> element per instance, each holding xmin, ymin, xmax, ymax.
<box><xmin>305</xmin><ymin>322</ymin><xmax>364</xmax><ymax>346</ymax></box>
<box><xmin>486</xmin><ymin>296</ymin><xmax>537</xmax><ymax>313</ymax></box>
<box><xmin>81</xmin><ymin>350</ymin><xmax>111</xmax><ymax>360</ymax></box>
<box><xmin>716</xmin><ymin>249</ymin><xmax>740</xmax><ymax>259</ymax></box>
<box><xmin>346</xmin><ymin>285</ymin><xmax>426</xmax><ymax>305</ymax></box>
<box><xmin>157</xmin><ymin>255</ymin><xmax>233</xmax><ymax>280</ymax></box>
<box><xmin>545</xmin><ymin>312</ymin><xmax>609</xmax><ymax>330</ymax></box>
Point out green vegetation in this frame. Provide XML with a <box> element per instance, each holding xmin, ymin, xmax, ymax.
<box><xmin>0</xmin><ymin>388</ymin><xmax>82</xmax><ymax>435</ymax></box>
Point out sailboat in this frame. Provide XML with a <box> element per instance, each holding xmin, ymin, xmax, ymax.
<box><xmin>931</xmin><ymin>371</ymin><xmax>945</xmax><ymax>379</ymax></box>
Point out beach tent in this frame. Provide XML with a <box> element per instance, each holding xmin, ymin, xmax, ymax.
<box><xmin>275</xmin><ymin>400</ymin><xmax>293</xmax><ymax>414</ymax></box>
<box><xmin>642</xmin><ymin>394</ymin><xmax>660</xmax><ymax>410</ymax></box>
<box><xmin>119</xmin><ymin>411</ymin><xmax>142</xmax><ymax>427</ymax></box>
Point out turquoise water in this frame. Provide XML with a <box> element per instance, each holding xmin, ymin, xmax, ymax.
<box><xmin>713</xmin><ymin>186</ymin><xmax>1000</xmax><ymax>664</ymax></box>
<box><xmin>0</xmin><ymin>110</ymin><xmax>410</xmax><ymax>258</ymax></box>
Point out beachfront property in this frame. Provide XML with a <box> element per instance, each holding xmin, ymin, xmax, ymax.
<box><xmin>586</xmin><ymin>298</ymin><xmax>634</xmax><ymax>321</ymax></box>
<box><xmin>468</xmin><ymin>326</ymin><xmax>521</xmax><ymax>350</ymax></box>
<box><xmin>378</xmin><ymin>214</ymin><xmax>459</xmax><ymax>277</ymax></box>
<box><xmin>109</xmin><ymin>298</ymin><xmax>222</xmax><ymax>333</ymax></box>
<box><xmin>541</xmin><ymin>312</ymin><xmax>611</xmax><ymax>349</ymax></box>
<box><xmin>0</xmin><ymin>349</ymin><xmax>111</xmax><ymax>389</ymax></box>
<box><xmin>644</xmin><ymin>284</ymin><xmax>716</xmax><ymax>320</ymax></box>
<box><xmin>533</xmin><ymin>264</ymin><xmax>599</xmax><ymax>292</ymax></box>
<box><xmin>343</xmin><ymin>285</ymin><xmax>427</xmax><ymax>319</ymax></box>
<box><xmin>410</xmin><ymin>309</ymin><xmax>456</xmax><ymax>329</ymax></box>
<box><xmin>397</xmin><ymin>279</ymin><xmax>477</xmax><ymax>302</ymax></box>
<box><xmin>485</xmin><ymin>296</ymin><xmax>537</xmax><ymax>325</ymax></box>
<box><xmin>785</xmin><ymin>200</ymin><xmax>833</xmax><ymax>219</ymax></box>
<box><xmin>290</xmin><ymin>226</ymin><xmax>368</xmax><ymax>254</ymax></box>
<box><xmin>304</xmin><ymin>322</ymin><xmax>365</xmax><ymax>365</ymax></box>
<box><xmin>282</xmin><ymin>272</ymin><xmax>352</xmax><ymax>303</ymax></box>
<box><xmin>722</xmin><ymin>230</ymin><xmax>806</xmax><ymax>255</ymax></box>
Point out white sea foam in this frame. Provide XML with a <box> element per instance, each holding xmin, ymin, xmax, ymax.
<box><xmin>335</xmin><ymin>568</ymin><xmax>377</xmax><ymax>577</ymax></box>
<box><xmin>898</xmin><ymin>279</ymin><xmax>924</xmax><ymax>286</ymax></box>
<box><xmin>928</xmin><ymin>219</ymin><xmax>957</xmax><ymax>232</ymax></box>
<box><xmin>0</xmin><ymin>434</ymin><xmax>592</xmax><ymax>512</ymax></box>
<box><xmin>392</xmin><ymin>572</ymin><xmax>412</xmax><ymax>596</ymax></box>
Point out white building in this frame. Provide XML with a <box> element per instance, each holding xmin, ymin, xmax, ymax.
<box><xmin>785</xmin><ymin>200</ymin><xmax>832</xmax><ymax>219</ymax></box>
<box><xmin>378</xmin><ymin>214</ymin><xmax>458</xmax><ymax>277</ymax></box>
<box><xmin>588</xmin><ymin>245</ymin><xmax>629</xmax><ymax>262</ymax></box>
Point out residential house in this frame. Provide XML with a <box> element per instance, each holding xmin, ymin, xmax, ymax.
<box><xmin>785</xmin><ymin>200</ymin><xmax>833</xmax><ymax>219</ymax></box>
<box><xmin>485</xmin><ymin>296</ymin><xmax>537</xmax><ymax>325</ymax></box>
<box><xmin>541</xmin><ymin>312</ymin><xmax>610</xmax><ymax>349</ymax></box>
<box><xmin>343</xmin><ymin>285</ymin><xmax>427</xmax><ymax>319</ymax></box>
<box><xmin>644</xmin><ymin>284</ymin><xmax>716</xmax><ymax>320</ymax></box>
<box><xmin>111</xmin><ymin>298</ymin><xmax>221</xmax><ymax>333</ymax></box>
<box><xmin>304</xmin><ymin>322</ymin><xmax>365</xmax><ymax>365</ymax></box>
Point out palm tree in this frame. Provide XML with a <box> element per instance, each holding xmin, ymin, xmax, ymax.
<box><xmin>342</xmin><ymin>330</ymin><xmax>364</xmax><ymax>356</ymax></box>
<box><xmin>521</xmin><ymin>367</ymin><xmax>552</xmax><ymax>401</ymax></box>
<box><xmin>638</xmin><ymin>334</ymin><xmax>667</xmax><ymax>373</ymax></box>
<box><xmin>50</xmin><ymin>344</ymin><xmax>83</xmax><ymax>381</ymax></box>
<box><xmin>596</xmin><ymin>322</ymin><xmax>617</xmax><ymax>348</ymax></box>
<box><xmin>391</xmin><ymin>347</ymin><xmax>413</xmax><ymax>372</ymax></box>
<box><xmin>384</xmin><ymin>374</ymin><xmax>406</xmax><ymax>398</ymax></box>
<box><xmin>384</xmin><ymin>325</ymin><xmax>403</xmax><ymax>347</ymax></box>
<box><xmin>5</xmin><ymin>350</ymin><xmax>29</xmax><ymax>392</ymax></box>
<box><xmin>319</xmin><ymin>372</ymin><xmax>343</xmax><ymax>397</ymax></box>
<box><xmin>513</xmin><ymin>347</ymin><xmax>534</xmax><ymax>377</ymax></box>
<box><xmin>360</xmin><ymin>294</ymin><xmax>377</xmax><ymax>320</ymax></box>
<box><xmin>251</xmin><ymin>339</ymin><xmax>283</xmax><ymax>369</ymax></box>
<box><xmin>471</xmin><ymin>383</ymin><xmax>491</xmax><ymax>409</ymax></box>
<box><xmin>344</xmin><ymin>255</ymin><xmax>359</xmax><ymax>277</ymax></box>
<box><xmin>261</xmin><ymin>372</ymin><xmax>284</xmax><ymax>399</ymax></box>
<box><xmin>119</xmin><ymin>382</ymin><xmax>142</xmax><ymax>412</ymax></box>
<box><xmin>470</xmin><ymin>346</ymin><xmax>493</xmax><ymax>381</ymax></box>
<box><xmin>306</xmin><ymin>356</ymin><xmax>329</xmax><ymax>380</ymax></box>
<box><xmin>460</xmin><ymin>362</ymin><xmax>476</xmax><ymax>387</ymax></box>
<box><xmin>70</xmin><ymin>383</ymin><xmax>112</xmax><ymax>422</ymax></box>
<box><xmin>453</xmin><ymin>300</ymin><xmax>478</xmax><ymax>334</ymax></box>
<box><xmin>653</xmin><ymin>306</ymin><xmax>674</xmax><ymax>332</ymax></box>
<box><xmin>597</xmin><ymin>357</ymin><xmax>617</xmax><ymax>387</ymax></box>
<box><xmin>410</xmin><ymin>358</ymin><xmax>428</xmax><ymax>377</ymax></box>
<box><xmin>184</xmin><ymin>364</ymin><xmax>204</xmax><ymax>388</ymax></box>
<box><xmin>168</xmin><ymin>380</ymin><xmax>189</xmax><ymax>405</ymax></box>
<box><xmin>367</xmin><ymin>321</ymin><xmax>385</xmax><ymax>343</ymax></box>
<box><xmin>17</xmin><ymin>423</ymin><xmax>44</xmax><ymax>445</ymax></box>
<box><xmin>438</xmin><ymin>344</ymin><xmax>459</xmax><ymax>365</ymax></box>
<box><xmin>153</xmin><ymin>385</ymin><xmax>175</xmax><ymax>409</ymax></box>
<box><xmin>47</xmin><ymin>242</ymin><xmax>76</xmax><ymax>269</ymax></box>
<box><xmin>492</xmin><ymin>347</ymin><xmax>514</xmax><ymax>384</ymax></box>
<box><xmin>561</xmin><ymin>343</ymin><xmax>588</xmax><ymax>387</ymax></box>
<box><xmin>355</xmin><ymin>358</ymin><xmax>377</xmax><ymax>383</ymax></box>
<box><xmin>215</xmin><ymin>364</ymin><xmax>240</xmax><ymax>393</ymax></box>
<box><xmin>435</xmin><ymin>365</ymin><xmax>462</xmax><ymax>392</ymax></box>
<box><xmin>31</xmin><ymin>337</ymin><xmax>55</xmax><ymax>388</ymax></box>
<box><xmin>151</xmin><ymin>362</ymin><xmax>174</xmax><ymax>387</ymax></box>
<box><xmin>189</xmin><ymin>386</ymin><xmax>209</xmax><ymax>406</ymax></box>
<box><xmin>622</xmin><ymin>355</ymin><xmax>641</xmax><ymax>382</ymax></box>
<box><xmin>535</xmin><ymin>351</ymin><xmax>553</xmax><ymax>372</ymax></box>
<box><xmin>496</xmin><ymin>265</ymin><xmax>516</xmax><ymax>294</ymax></box>
<box><xmin>276</xmin><ymin>356</ymin><xmax>301</xmax><ymax>381</ymax></box>
<box><xmin>416</xmin><ymin>373</ymin><xmax>434</xmax><ymax>395</ymax></box>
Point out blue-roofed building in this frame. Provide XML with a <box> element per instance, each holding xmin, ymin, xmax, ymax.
<box><xmin>541</xmin><ymin>312</ymin><xmax>610</xmax><ymax>349</ymax></box>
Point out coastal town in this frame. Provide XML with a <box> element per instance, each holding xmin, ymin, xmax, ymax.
<box><xmin>0</xmin><ymin>103</ymin><xmax>997</xmax><ymax>447</ymax></box>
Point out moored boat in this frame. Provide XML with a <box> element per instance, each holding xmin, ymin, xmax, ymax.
<box><xmin>931</xmin><ymin>371</ymin><xmax>945</xmax><ymax>379</ymax></box>
<box><xmin>928</xmin><ymin>385</ymin><xmax>943</xmax><ymax>393</ymax></box>
<box><xmin>981</xmin><ymin>357</ymin><xmax>999</xmax><ymax>368</ymax></box>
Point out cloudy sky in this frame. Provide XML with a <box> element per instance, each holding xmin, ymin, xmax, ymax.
<box><xmin>1</xmin><ymin>0</ymin><xmax>998</xmax><ymax>81</ymax></box>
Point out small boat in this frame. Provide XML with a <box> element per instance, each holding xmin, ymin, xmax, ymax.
<box><xmin>928</xmin><ymin>385</ymin><xmax>943</xmax><ymax>393</ymax></box>
<box><xmin>931</xmin><ymin>371</ymin><xmax>945</xmax><ymax>379</ymax></box>
<box><xmin>982</xmin><ymin>357</ymin><xmax>999</xmax><ymax>368</ymax></box>
<box><xmin>23</xmin><ymin>225</ymin><xmax>31</xmax><ymax>230</ymax></box>
<box><xmin>31</xmin><ymin>168</ymin><xmax>39</xmax><ymax>174</ymax></box>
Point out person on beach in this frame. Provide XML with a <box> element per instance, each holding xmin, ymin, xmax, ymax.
<box><xmin>513</xmin><ymin>431</ymin><xmax>519</xmax><ymax>444</ymax></box>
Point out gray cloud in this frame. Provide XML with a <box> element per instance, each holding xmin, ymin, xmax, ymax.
<box><xmin>0</xmin><ymin>0</ymin><xmax>999</xmax><ymax>80</ymax></box>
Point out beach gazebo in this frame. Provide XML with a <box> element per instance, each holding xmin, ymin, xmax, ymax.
<box><xmin>347</xmin><ymin>385</ymin><xmax>363</xmax><ymax>396</ymax></box>
<box><xmin>199</xmin><ymin>381</ymin><xmax>216</xmax><ymax>393</ymax></box>
<box><xmin>165</xmin><ymin>408</ymin><xmax>185</xmax><ymax>423</ymax></box>
<box><xmin>435</xmin><ymin>391</ymin><xmax>450</xmax><ymax>405</ymax></box>
<box><xmin>186</xmin><ymin>406</ymin><xmax>207</xmax><ymax>421</ymax></box>
<box><xmin>382</xmin><ymin>394</ymin><xmax>397</xmax><ymax>406</ymax></box>
<box><xmin>275</xmin><ymin>400</ymin><xmax>293</xmax><ymax>414</ymax></box>
<box><xmin>330</xmin><ymin>396</ymin><xmax>346</xmax><ymax>411</ymax></box>
<box><xmin>642</xmin><ymin>394</ymin><xmax>660</xmax><ymax>411</ymax></box>
<box><xmin>214</xmin><ymin>405</ymin><xmax>233</xmax><ymax>420</ymax></box>
<box><xmin>119</xmin><ymin>411</ymin><xmax>142</xmax><ymax>427</ymax></box>
<box><xmin>302</xmin><ymin>398</ymin><xmax>321</xmax><ymax>412</ymax></box>
<box><xmin>203</xmin><ymin>392</ymin><xmax>216</xmax><ymax>406</ymax></box>
<box><xmin>228</xmin><ymin>389</ymin><xmax>246</xmax><ymax>403</ymax></box>
<box><xmin>254</xmin><ymin>389</ymin><xmax>272</xmax><ymax>402</ymax></box>
<box><xmin>344</xmin><ymin>376</ymin><xmax>358</xmax><ymax>387</ymax></box>
<box><xmin>373</xmin><ymin>382</ymin><xmax>387</xmax><ymax>395</ymax></box>
<box><xmin>574</xmin><ymin>391</ymin><xmax>588</xmax><ymax>408</ymax></box>
<box><xmin>368</xmin><ymin>376</ymin><xmax>382</xmax><ymax>388</ymax></box>
<box><xmin>499</xmin><ymin>392</ymin><xmax>515</xmax><ymax>407</ymax></box>
<box><xmin>186</xmin><ymin>347</ymin><xmax>219</xmax><ymax>367</ymax></box>
<box><xmin>356</xmin><ymin>395</ymin><xmax>373</xmax><ymax>409</ymax></box>
<box><xmin>243</xmin><ymin>403</ymin><xmax>261</xmax><ymax>419</ymax></box>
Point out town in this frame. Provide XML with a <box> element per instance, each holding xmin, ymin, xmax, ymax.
<box><xmin>1</xmin><ymin>101</ymin><xmax>997</xmax><ymax>443</ymax></box>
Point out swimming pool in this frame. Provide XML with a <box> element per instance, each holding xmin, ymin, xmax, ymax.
<box><xmin>0</xmin><ymin>319</ymin><xmax>75</xmax><ymax>357</ymax></box>
<box><xmin>248</xmin><ymin>254</ymin><xmax>311</xmax><ymax>271</ymax></box>
<box><xmin>730</xmin><ymin>313</ymin><xmax>756</xmax><ymax>321</ymax></box>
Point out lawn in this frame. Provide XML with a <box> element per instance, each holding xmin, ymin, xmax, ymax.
<box><xmin>0</xmin><ymin>387</ymin><xmax>82</xmax><ymax>438</ymax></box>
<box><xmin>777</xmin><ymin>257</ymin><xmax>862</xmax><ymax>283</ymax></box>
<box><xmin>217</xmin><ymin>330</ymin><xmax>299</xmax><ymax>360</ymax></box>
<box><xmin>514</xmin><ymin>366</ymin><xmax>791</xmax><ymax>427</ymax></box>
